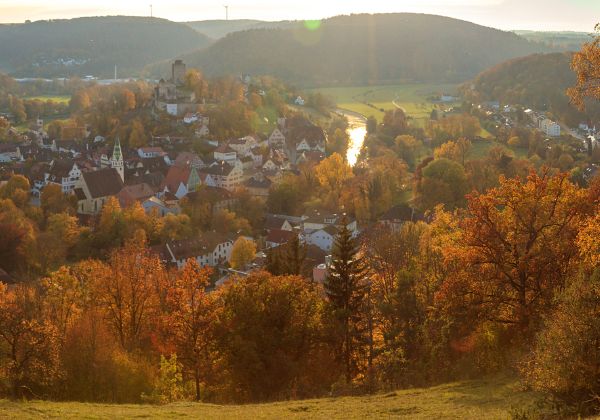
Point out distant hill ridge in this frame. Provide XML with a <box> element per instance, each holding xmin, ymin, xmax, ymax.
<box><xmin>161</xmin><ymin>13</ymin><xmax>553</xmax><ymax>86</ymax></box>
<box><xmin>185</xmin><ymin>19</ymin><xmax>297</xmax><ymax>39</ymax></box>
<box><xmin>0</xmin><ymin>16</ymin><xmax>212</xmax><ymax>78</ymax></box>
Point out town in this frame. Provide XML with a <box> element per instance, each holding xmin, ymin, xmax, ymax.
<box><xmin>0</xmin><ymin>9</ymin><xmax>600</xmax><ymax>418</ymax></box>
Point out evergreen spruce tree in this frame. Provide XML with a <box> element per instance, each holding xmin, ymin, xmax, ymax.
<box><xmin>284</xmin><ymin>233</ymin><xmax>306</xmax><ymax>276</ymax></box>
<box><xmin>265</xmin><ymin>246</ymin><xmax>285</xmax><ymax>275</ymax></box>
<box><xmin>324</xmin><ymin>218</ymin><xmax>369</xmax><ymax>383</ymax></box>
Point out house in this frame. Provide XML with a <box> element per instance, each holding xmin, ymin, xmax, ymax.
<box><xmin>186</xmin><ymin>186</ymin><xmax>238</xmax><ymax>214</ymax></box>
<box><xmin>74</xmin><ymin>168</ymin><xmax>124</xmax><ymax>214</ymax></box>
<box><xmin>265</xmin><ymin>229</ymin><xmax>297</xmax><ymax>249</ymax></box>
<box><xmin>174</xmin><ymin>152</ymin><xmax>205</xmax><ymax>169</ymax></box>
<box><xmin>377</xmin><ymin>204</ymin><xmax>424</xmax><ymax>232</ymax></box>
<box><xmin>44</xmin><ymin>159</ymin><xmax>81</xmax><ymax>193</ymax></box>
<box><xmin>142</xmin><ymin>196</ymin><xmax>181</xmax><ymax>217</ymax></box>
<box><xmin>248</xmin><ymin>147</ymin><xmax>265</xmax><ymax>167</ymax></box>
<box><xmin>199</xmin><ymin>163</ymin><xmax>243</xmax><ymax>191</ymax></box>
<box><xmin>162</xmin><ymin>166</ymin><xmax>201</xmax><ymax>199</ymax></box>
<box><xmin>228</xmin><ymin>136</ymin><xmax>257</xmax><ymax>156</ymax></box>
<box><xmin>155</xmin><ymin>233</ymin><xmax>234</xmax><ymax>269</ymax></box>
<box><xmin>546</xmin><ymin>122</ymin><xmax>561</xmax><ymax>137</ymax></box>
<box><xmin>268</xmin><ymin>128</ymin><xmax>286</xmax><ymax>147</ymax></box>
<box><xmin>138</xmin><ymin>147</ymin><xmax>167</xmax><ymax>159</ymax></box>
<box><xmin>195</xmin><ymin>124</ymin><xmax>210</xmax><ymax>138</ymax></box>
<box><xmin>305</xmin><ymin>225</ymin><xmax>338</xmax><ymax>252</ymax></box>
<box><xmin>183</xmin><ymin>113</ymin><xmax>199</xmax><ymax>124</ymax></box>
<box><xmin>539</xmin><ymin>118</ymin><xmax>561</xmax><ymax>137</ymax></box>
<box><xmin>0</xmin><ymin>143</ymin><xmax>22</xmax><ymax>162</ymax></box>
<box><xmin>285</xmin><ymin>123</ymin><xmax>327</xmax><ymax>163</ymax></box>
<box><xmin>244</xmin><ymin>173</ymin><xmax>272</xmax><ymax>197</ymax></box>
<box><xmin>302</xmin><ymin>211</ymin><xmax>357</xmax><ymax>233</ymax></box>
<box><xmin>297</xmin><ymin>150</ymin><xmax>325</xmax><ymax>165</ymax></box>
<box><xmin>117</xmin><ymin>183</ymin><xmax>155</xmax><ymax>208</ymax></box>
<box><xmin>52</xmin><ymin>139</ymin><xmax>84</xmax><ymax>157</ymax></box>
<box><xmin>213</xmin><ymin>144</ymin><xmax>237</xmax><ymax>163</ymax></box>
<box><xmin>294</xmin><ymin>96</ymin><xmax>305</xmax><ymax>106</ymax></box>
<box><xmin>265</xmin><ymin>215</ymin><xmax>294</xmax><ymax>232</ymax></box>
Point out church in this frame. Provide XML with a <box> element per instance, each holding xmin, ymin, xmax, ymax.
<box><xmin>74</xmin><ymin>139</ymin><xmax>125</xmax><ymax>215</ymax></box>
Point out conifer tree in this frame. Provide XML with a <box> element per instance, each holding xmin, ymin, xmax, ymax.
<box><xmin>284</xmin><ymin>234</ymin><xmax>306</xmax><ymax>276</ymax></box>
<box><xmin>324</xmin><ymin>218</ymin><xmax>369</xmax><ymax>383</ymax></box>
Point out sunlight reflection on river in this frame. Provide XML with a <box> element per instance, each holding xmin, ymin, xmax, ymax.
<box><xmin>342</xmin><ymin>112</ymin><xmax>367</xmax><ymax>167</ymax></box>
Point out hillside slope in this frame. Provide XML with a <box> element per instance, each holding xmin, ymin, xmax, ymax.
<box><xmin>169</xmin><ymin>13</ymin><xmax>552</xmax><ymax>86</ymax></box>
<box><xmin>185</xmin><ymin>19</ymin><xmax>296</xmax><ymax>39</ymax></box>
<box><xmin>464</xmin><ymin>52</ymin><xmax>600</xmax><ymax>125</ymax></box>
<box><xmin>0</xmin><ymin>17</ymin><xmax>212</xmax><ymax>78</ymax></box>
<box><xmin>0</xmin><ymin>376</ymin><xmax>543</xmax><ymax>419</ymax></box>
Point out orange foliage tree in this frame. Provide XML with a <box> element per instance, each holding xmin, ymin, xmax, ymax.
<box><xmin>164</xmin><ymin>259</ymin><xmax>214</xmax><ymax>401</ymax></box>
<box><xmin>440</xmin><ymin>170</ymin><xmax>588</xmax><ymax>333</ymax></box>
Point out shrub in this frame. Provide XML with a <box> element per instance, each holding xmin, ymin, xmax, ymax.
<box><xmin>521</xmin><ymin>269</ymin><xmax>600</xmax><ymax>415</ymax></box>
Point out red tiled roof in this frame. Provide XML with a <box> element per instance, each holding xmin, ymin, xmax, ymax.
<box><xmin>162</xmin><ymin>166</ymin><xmax>191</xmax><ymax>193</ymax></box>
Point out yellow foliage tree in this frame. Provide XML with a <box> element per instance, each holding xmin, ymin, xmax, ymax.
<box><xmin>230</xmin><ymin>237</ymin><xmax>257</xmax><ymax>270</ymax></box>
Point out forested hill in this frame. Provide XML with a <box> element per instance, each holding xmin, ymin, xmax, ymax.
<box><xmin>166</xmin><ymin>13</ymin><xmax>552</xmax><ymax>86</ymax></box>
<box><xmin>185</xmin><ymin>19</ymin><xmax>296</xmax><ymax>39</ymax></box>
<box><xmin>464</xmin><ymin>52</ymin><xmax>600</xmax><ymax>125</ymax></box>
<box><xmin>0</xmin><ymin>16</ymin><xmax>212</xmax><ymax>78</ymax></box>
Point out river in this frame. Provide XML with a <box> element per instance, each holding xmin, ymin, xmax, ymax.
<box><xmin>337</xmin><ymin>109</ymin><xmax>367</xmax><ymax>167</ymax></box>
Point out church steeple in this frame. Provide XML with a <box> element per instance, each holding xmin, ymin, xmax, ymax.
<box><xmin>111</xmin><ymin>137</ymin><xmax>124</xmax><ymax>182</ymax></box>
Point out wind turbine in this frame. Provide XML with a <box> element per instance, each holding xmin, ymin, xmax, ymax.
<box><xmin>224</xmin><ymin>5</ymin><xmax>229</xmax><ymax>21</ymax></box>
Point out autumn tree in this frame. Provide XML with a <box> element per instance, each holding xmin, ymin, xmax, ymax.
<box><xmin>522</xmin><ymin>269</ymin><xmax>600</xmax><ymax>414</ymax></box>
<box><xmin>0</xmin><ymin>175</ymin><xmax>31</xmax><ymax>209</ymax></box>
<box><xmin>327</xmin><ymin>128</ymin><xmax>350</xmax><ymax>157</ymax></box>
<box><xmin>128</xmin><ymin>118</ymin><xmax>146</xmax><ymax>148</ymax></box>
<box><xmin>40</xmin><ymin>184</ymin><xmax>76</xmax><ymax>216</ymax></box>
<box><xmin>325</xmin><ymin>220</ymin><xmax>369</xmax><ymax>383</ymax></box>
<box><xmin>567</xmin><ymin>25</ymin><xmax>600</xmax><ymax>110</ymax></box>
<box><xmin>70</xmin><ymin>91</ymin><xmax>91</xmax><ymax>112</ymax></box>
<box><xmin>315</xmin><ymin>153</ymin><xmax>353</xmax><ymax>207</ymax></box>
<box><xmin>41</xmin><ymin>266</ymin><xmax>84</xmax><ymax>338</ymax></box>
<box><xmin>165</xmin><ymin>260</ymin><xmax>214</xmax><ymax>401</ymax></box>
<box><xmin>416</xmin><ymin>158</ymin><xmax>469</xmax><ymax>211</ymax></box>
<box><xmin>577</xmin><ymin>212</ymin><xmax>600</xmax><ymax>268</ymax></box>
<box><xmin>443</xmin><ymin>170</ymin><xmax>587</xmax><ymax>333</ymax></box>
<box><xmin>394</xmin><ymin>135</ymin><xmax>421</xmax><ymax>168</ymax></box>
<box><xmin>0</xmin><ymin>199</ymin><xmax>37</xmax><ymax>274</ymax></box>
<box><xmin>38</xmin><ymin>213</ymin><xmax>81</xmax><ymax>272</ymax></box>
<box><xmin>434</xmin><ymin>138</ymin><xmax>471</xmax><ymax>166</ymax></box>
<box><xmin>230</xmin><ymin>237</ymin><xmax>256</xmax><ymax>270</ymax></box>
<box><xmin>211</xmin><ymin>209</ymin><xmax>251</xmax><ymax>236</ymax></box>
<box><xmin>213</xmin><ymin>271</ymin><xmax>330</xmax><ymax>401</ymax></box>
<box><xmin>0</xmin><ymin>283</ymin><xmax>60</xmax><ymax>398</ymax></box>
<box><xmin>94</xmin><ymin>240</ymin><xmax>165</xmax><ymax>350</ymax></box>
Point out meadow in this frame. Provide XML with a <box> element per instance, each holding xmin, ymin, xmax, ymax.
<box><xmin>23</xmin><ymin>95</ymin><xmax>71</xmax><ymax>104</ymax></box>
<box><xmin>310</xmin><ymin>83</ymin><xmax>459</xmax><ymax>124</ymax></box>
<box><xmin>0</xmin><ymin>376</ymin><xmax>545</xmax><ymax>419</ymax></box>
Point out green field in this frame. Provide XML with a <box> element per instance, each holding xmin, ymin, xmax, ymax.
<box><xmin>310</xmin><ymin>84</ymin><xmax>459</xmax><ymax>124</ymax></box>
<box><xmin>0</xmin><ymin>376</ymin><xmax>546</xmax><ymax>419</ymax></box>
<box><xmin>23</xmin><ymin>95</ymin><xmax>71</xmax><ymax>104</ymax></box>
<box><xmin>469</xmin><ymin>140</ymin><xmax>529</xmax><ymax>160</ymax></box>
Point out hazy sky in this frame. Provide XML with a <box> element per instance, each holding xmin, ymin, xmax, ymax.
<box><xmin>0</xmin><ymin>0</ymin><xmax>598</xmax><ymax>31</ymax></box>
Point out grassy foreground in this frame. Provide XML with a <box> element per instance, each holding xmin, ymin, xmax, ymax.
<box><xmin>0</xmin><ymin>376</ymin><xmax>543</xmax><ymax>419</ymax></box>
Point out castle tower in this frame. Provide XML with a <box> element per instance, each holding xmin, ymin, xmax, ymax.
<box><xmin>172</xmin><ymin>60</ymin><xmax>186</xmax><ymax>86</ymax></box>
<box><xmin>111</xmin><ymin>137</ymin><xmax>124</xmax><ymax>182</ymax></box>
